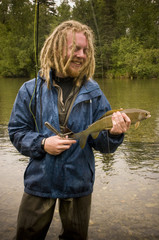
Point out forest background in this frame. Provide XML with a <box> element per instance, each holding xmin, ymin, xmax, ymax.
<box><xmin>0</xmin><ymin>0</ymin><xmax>159</xmax><ymax>79</ymax></box>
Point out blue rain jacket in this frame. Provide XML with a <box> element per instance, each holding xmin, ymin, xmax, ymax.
<box><xmin>8</xmin><ymin>74</ymin><xmax>124</xmax><ymax>199</ymax></box>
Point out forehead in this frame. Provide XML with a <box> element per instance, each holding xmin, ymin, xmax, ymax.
<box><xmin>66</xmin><ymin>31</ymin><xmax>88</xmax><ymax>47</ymax></box>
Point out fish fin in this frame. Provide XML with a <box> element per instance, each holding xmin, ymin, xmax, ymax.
<box><xmin>99</xmin><ymin>108</ymin><xmax>123</xmax><ymax>119</ymax></box>
<box><xmin>72</xmin><ymin>132</ymin><xmax>88</xmax><ymax>149</ymax></box>
<box><xmin>135</xmin><ymin>121</ymin><xmax>140</xmax><ymax>129</ymax></box>
<box><xmin>91</xmin><ymin>132</ymin><xmax>100</xmax><ymax>139</ymax></box>
<box><xmin>79</xmin><ymin>134</ymin><xmax>88</xmax><ymax>149</ymax></box>
<box><xmin>106</xmin><ymin>108</ymin><xmax>123</xmax><ymax>116</ymax></box>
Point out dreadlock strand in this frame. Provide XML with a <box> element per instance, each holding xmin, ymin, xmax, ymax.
<box><xmin>59</xmin><ymin>33</ymin><xmax>67</xmax><ymax>76</ymax></box>
<box><xmin>40</xmin><ymin>20</ymin><xmax>96</xmax><ymax>88</ymax></box>
<box><xmin>40</xmin><ymin>37</ymin><xmax>52</xmax><ymax>79</ymax></box>
<box><xmin>63</xmin><ymin>30</ymin><xmax>76</xmax><ymax>73</ymax></box>
<box><xmin>53</xmin><ymin>33</ymin><xmax>60</xmax><ymax>75</ymax></box>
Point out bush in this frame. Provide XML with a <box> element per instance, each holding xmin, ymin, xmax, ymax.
<box><xmin>108</xmin><ymin>36</ymin><xmax>159</xmax><ymax>78</ymax></box>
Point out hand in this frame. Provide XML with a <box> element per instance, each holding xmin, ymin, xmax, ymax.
<box><xmin>44</xmin><ymin>135</ymin><xmax>76</xmax><ymax>155</ymax></box>
<box><xmin>109</xmin><ymin>111</ymin><xmax>131</xmax><ymax>135</ymax></box>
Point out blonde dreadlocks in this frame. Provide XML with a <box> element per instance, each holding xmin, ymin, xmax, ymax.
<box><xmin>40</xmin><ymin>20</ymin><xmax>95</xmax><ymax>87</ymax></box>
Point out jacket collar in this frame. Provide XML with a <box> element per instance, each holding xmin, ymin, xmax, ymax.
<box><xmin>38</xmin><ymin>70</ymin><xmax>101</xmax><ymax>96</ymax></box>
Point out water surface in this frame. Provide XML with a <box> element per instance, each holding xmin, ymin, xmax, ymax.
<box><xmin>0</xmin><ymin>77</ymin><xmax>159</xmax><ymax>240</ymax></box>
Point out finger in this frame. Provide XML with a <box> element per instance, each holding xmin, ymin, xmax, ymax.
<box><xmin>122</xmin><ymin>113</ymin><xmax>131</xmax><ymax>129</ymax></box>
<box><xmin>112</xmin><ymin>112</ymin><xmax>127</xmax><ymax>132</ymax></box>
<box><xmin>112</xmin><ymin>112</ymin><xmax>125</xmax><ymax>126</ymax></box>
<box><xmin>59</xmin><ymin>139</ymin><xmax>77</xmax><ymax>145</ymax></box>
<box><xmin>112</xmin><ymin>117</ymin><xmax>117</xmax><ymax>127</ymax></box>
<box><xmin>57</xmin><ymin>144</ymin><xmax>73</xmax><ymax>152</ymax></box>
<box><xmin>122</xmin><ymin>113</ymin><xmax>131</xmax><ymax>124</ymax></box>
<box><xmin>57</xmin><ymin>139</ymin><xmax>76</xmax><ymax>150</ymax></box>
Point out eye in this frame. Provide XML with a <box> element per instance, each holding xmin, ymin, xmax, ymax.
<box><xmin>74</xmin><ymin>46</ymin><xmax>80</xmax><ymax>52</ymax></box>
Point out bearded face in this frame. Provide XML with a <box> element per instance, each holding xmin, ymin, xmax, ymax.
<box><xmin>56</xmin><ymin>31</ymin><xmax>89</xmax><ymax>78</ymax></box>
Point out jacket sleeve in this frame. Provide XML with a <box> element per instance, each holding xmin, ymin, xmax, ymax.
<box><xmin>88</xmin><ymin>92</ymin><xmax>124</xmax><ymax>153</ymax></box>
<box><xmin>89</xmin><ymin>131</ymin><xmax>124</xmax><ymax>153</ymax></box>
<box><xmin>8</xmin><ymin>81</ymin><xmax>46</xmax><ymax>159</ymax></box>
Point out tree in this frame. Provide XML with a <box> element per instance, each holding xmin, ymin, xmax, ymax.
<box><xmin>116</xmin><ymin>0</ymin><xmax>159</xmax><ymax>48</ymax></box>
<box><xmin>0</xmin><ymin>0</ymin><xmax>35</xmax><ymax>77</ymax></box>
<box><xmin>0</xmin><ymin>0</ymin><xmax>57</xmax><ymax>77</ymax></box>
<box><xmin>50</xmin><ymin>0</ymin><xmax>71</xmax><ymax>29</ymax></box>
<box><xmin>1</xmin><ymin>0</ymin><xmax>159</xmax><ymax>78</ymax></box>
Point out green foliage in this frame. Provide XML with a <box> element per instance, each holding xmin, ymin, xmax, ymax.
<box><xmin>72</xmin><ymin>0</ymin><xmax>93</xmax><ymax>26</ymax></box>
<box><xmin>57</xmin><ymin>1</ymin><xmax>71</xmax><ymax>22</ymax></box>
<box><xmin>0</xmin><ymin>0</ymin><xmax>35</xmax><ymax>77</ymax></box>
<box><xmin>0</xmin><ymin>0</ymin><xmax>159</xmax><ymax>78</ymax></box>
<box><xmin>49</xmin><ymin>1</ymin><xmax>72</xmax><ymax>33</ymax></box>
<box><xmin>109</xmin><ymin>37</ymin><xmax>159</xmax><ymax>78</ymax></box>
<box><xmin>116</xmin><ymin>0</ymin><xmax>159</xmax><ymax>48</ymax></box>
<box><xmin>0</xmin><ymin>0</ymin><xmax>56</xmax><ymax>78</ymax></box>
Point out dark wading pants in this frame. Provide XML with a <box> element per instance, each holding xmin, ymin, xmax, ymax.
<box><xmin>13</xmin><ymin>192</ymin><xmax>92</xmax><ymax>240</ymax></box>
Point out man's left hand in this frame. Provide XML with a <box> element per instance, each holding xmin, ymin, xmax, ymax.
<box><xmin>109</xmin><ymin>111</ymin><xmax>131</xmax><ymax>135</ymax></box>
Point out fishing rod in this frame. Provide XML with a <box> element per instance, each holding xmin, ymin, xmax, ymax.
<box><xmin>29</xmin><ymin>0</ymin><xmax>40</xmax><ymax>132</ymax></box>
<box><xmin>34</xmin><ymin>0</ymin><xmax>39</xmax><ymax>77</ymax></box>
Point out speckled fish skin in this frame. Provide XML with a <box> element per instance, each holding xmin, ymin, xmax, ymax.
<box><xmin>72</xmin><ymin>108</ymin><xmax>151</xmax><ymax>149</ymax></box>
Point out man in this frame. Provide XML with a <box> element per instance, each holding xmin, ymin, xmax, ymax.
<box><xmin>8</xmin><ymin>20</ymin><xmax>131</xmax><ymax>240</ymax></box>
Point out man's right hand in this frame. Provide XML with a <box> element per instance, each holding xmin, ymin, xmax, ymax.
<box><xmin>44</xmin><ymin>135</ymin><xmax>76</xmax><ymax>155</ymax></box>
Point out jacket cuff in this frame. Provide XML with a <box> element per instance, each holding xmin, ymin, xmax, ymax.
<box><xmin>108</xmin><ymin>131</ymin><xmax>124</xmax><ymax>139</ymax></box>
<box><xmin>38</xmin><ymin>137</ymin><xmax>46</xmax><ymax>154</ymax></box>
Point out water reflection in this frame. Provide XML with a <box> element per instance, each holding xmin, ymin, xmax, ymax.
<box><xmin>95</xmin><ymin>140</ymin><xmax>159</xmax><ymax>180</ymax></box>
<box><xmin>92</xmin><ymin>142</ymin><xmax>159</xmax><ymax>240</ymax></box>
<box><xmin>123</xmin><ymin>141</ymin><xmax>159</xmax><ymax>180</ymax></box>
<box><xmin>0</xmin><ymin>77</ymin><xmax>159</xmax><ymax>240</ymax></box>
<box><xmin>95</xmin><ymin>151</ymin><xmax>116</xmax><ymax>177</ymax></box>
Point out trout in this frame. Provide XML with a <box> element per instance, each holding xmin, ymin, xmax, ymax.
<box><xmin>45</xmin><ymin>108</ymin><xmax>151</xmax><ymax>149</ymax></box>
<box><xmin>71</xmin><ymin>108</ymin><xmax>151</xmax><ymax>149</ymax></box>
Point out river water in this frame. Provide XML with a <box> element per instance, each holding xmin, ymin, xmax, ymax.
<box><xmin>0</xmin><ymin>77</ymin><xmax>159</xmax><ymax>240</ymax></box>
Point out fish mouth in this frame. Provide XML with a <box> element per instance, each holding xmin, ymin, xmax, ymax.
<box><xmin>146</xmin><ymin>112</ymin><xmax>151</xmax><ymax>119</ymax></box>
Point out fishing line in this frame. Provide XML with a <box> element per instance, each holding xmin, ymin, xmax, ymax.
<box><xmin>89</xmin><ymin>0</ymin><xmax>110</xmax><ymax>153</ymax></box>
<box><xmin>29</xmin><ymin>0</ymin><xmax>39</xmax><ymax>132</ymax></box>
<box><xmin>34</xmin><ymin>0</ymin><xmax>39</xmax><ymax>74</ymax></box>
<box><xmin>89</xmin><ymin>0</ymin><xmax>104</xmax><ymax>80</ymax></box>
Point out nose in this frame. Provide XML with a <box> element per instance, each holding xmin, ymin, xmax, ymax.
<box><xmin>76</xmin><ymin>49</ymin><xmax>86</xmax><ymax>59</ymax></box>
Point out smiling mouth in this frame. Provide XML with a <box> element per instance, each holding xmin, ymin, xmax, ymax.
<box><xmin>71</xmin><ymin>61</ymin><xmax>82</xmax><ymax>68</ymax></box>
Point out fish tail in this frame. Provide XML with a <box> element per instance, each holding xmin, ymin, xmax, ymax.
<box><xmin>72</xmin><ymin>132</ymin><xmax>88</xmax><ymax>149</ymax></box>
<box><xmin>79</xmin><ymin>134</ymin><xmax>88</xmax><ymax>149</ymax></box>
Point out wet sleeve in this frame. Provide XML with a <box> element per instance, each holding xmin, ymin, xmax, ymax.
<box><xmin>8</xmin><ymin>82</ymin><xmax>46</xmax><ymax>159</ymax></box>
<box><xmin>89</xmin><ymin>131</ymin><xmax>124</xmax><ymax>153</ymax></box>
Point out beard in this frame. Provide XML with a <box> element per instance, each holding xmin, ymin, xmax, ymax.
<box><xmin>65</xmin><ymin>58</ymin><xmax>87</xmax><ymax>78</ymax></box>
<box><xmin>65</xmin><ymin>65</ymin><xmax>81</xmax><ymax>78</ymax></box>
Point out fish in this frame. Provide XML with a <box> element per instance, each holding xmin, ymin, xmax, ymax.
<box><xmin>71</xmin><ymin>108</ymin><xmax>151</xmax><ymax>149</ymax></box>
<box><xmin>45</xmin><ymin>108</ymin><xmax>151</xmax><ymax>149</ymax></box>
